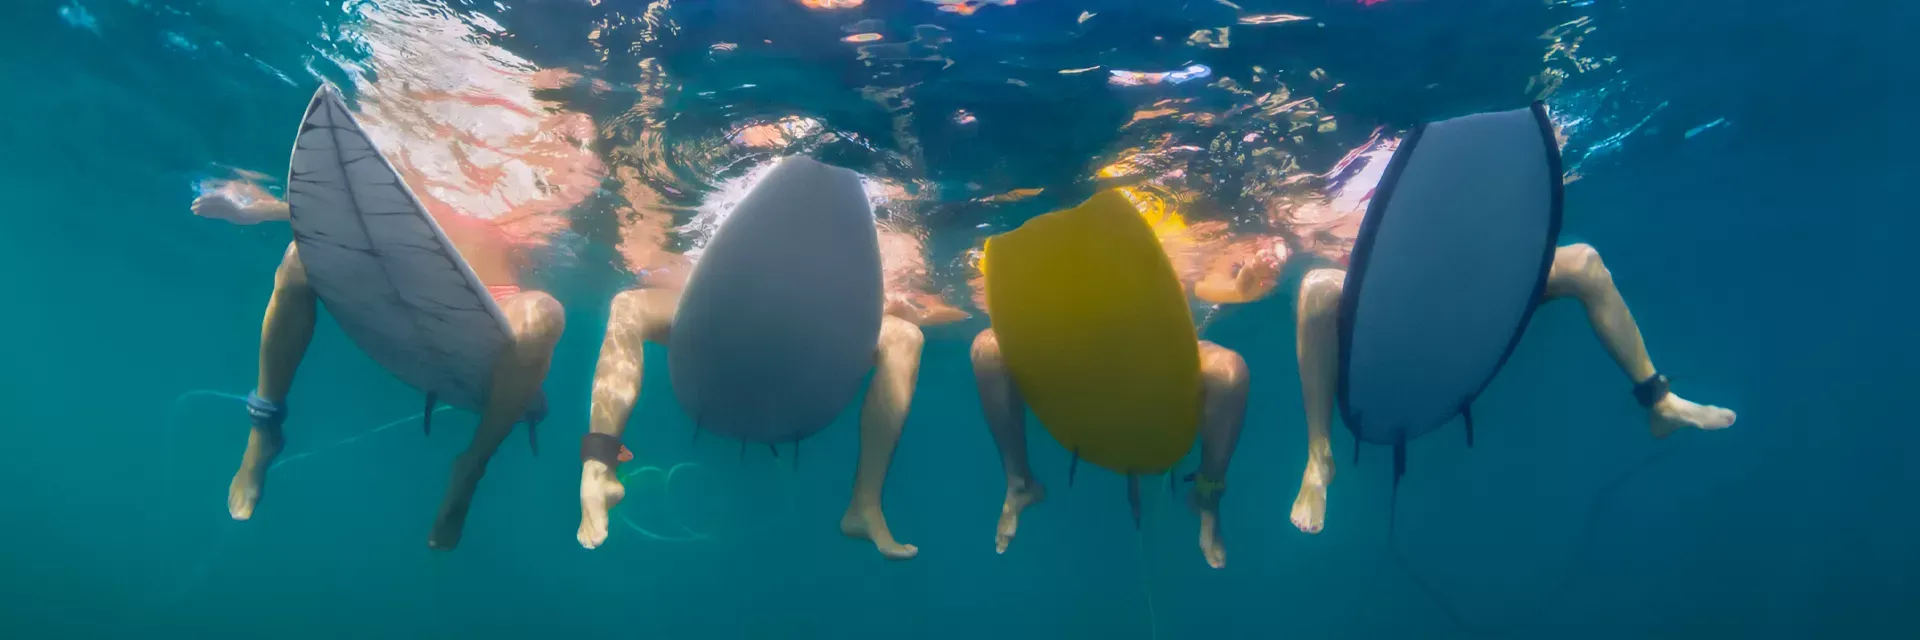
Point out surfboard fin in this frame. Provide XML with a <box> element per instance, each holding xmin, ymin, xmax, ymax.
<box><xmin>423</xmin><ymin>393</ymin><xmax>437</xmax><ymax>436</ymax></box>
<box><xmin>1069</xmin><ymin>448</ymin><xmax>1081</xmax><ymax>488</ymax></box>
<box><xmin>692</xmin><ymin>421</ymin><xmax>701</xmax><ymax>445</ymax></box>
<box><xmin>767</xmin><ymin>443</ymin><xmax>779</xmax><ymax>458</ymax></box>
<box><xmin>527</xmin><ymin>419</ymin><xmax>540</xmax><ymax>456</ymax></box>
<box><xmin>793</xmin><ymin>440</ymin><xmax>800</xmax><ymax>472</ymax></box>
<box><xmin>1463</xmin><ymin>407</ymin><xmax>1475</xmax><ymax>448</ymax></box>
<box><xmin>1127</xmin><ymin>475</ymin><xmax>1142</xmax><ymax>530</ymax></box>
<box><xmin>739</xmin><ymin>440</ymin><xmax>746</xmax><ymax>461</ymax></box>
<box><xmin>1389</xmin><ymin>440</ymin><xmax>1407</xmax><ymax>536</ymax></box>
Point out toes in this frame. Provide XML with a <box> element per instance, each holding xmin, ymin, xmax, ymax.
<box><xmin>428</xmin><ymin>532</ymin><xmax>459</xmax><ymax>551</ymax></box>
<box><xmin>1290</xmin><ymin>505</ymin><xmax>1323</xmax><ymax>535</ymax></box>
<box><xmin>996</xmin><ymin>511</ymin><xmax>1020</xmax><ymax>553</ymax></box>
<box><xmin>579</xmin><ymin>514</ymin><xmax>609</xmax><ymax>549</ymax></box>
<box><xmin>580</xmin><ymin>492</ymin><xmax>612</xmax><ymax>549</ymax></box>
<box><xmin>1290</xmin><ymin>490</ymin><xmax>1324</xmax><ymax>534</ymax></box>
<box><xmin>228</xmin><ymin>483</ymin><xmax>258</xmax><ymax>520</ymax></box>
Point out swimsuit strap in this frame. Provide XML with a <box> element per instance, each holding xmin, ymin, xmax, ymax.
<box><xmin>244</xmin><ymin>390</ymin><xmax>287</xmax><ymax>430</ymax></box>
<box><xmin>581</xmin><ymin>432</ymin><xmax>624</xmax><ymax>467</ymax></box>
<box><xmin>1633</xmin><ymin>372</ymin><xmax>1671</xmax><ymax>408</ymax></box>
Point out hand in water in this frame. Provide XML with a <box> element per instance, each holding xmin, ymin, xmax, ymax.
<box><xmin>192</xmin><ymin>179</ymin><xmax>287</xmax><ymax>225</ymax></box>
<box><xmin>1232</xmin><ymin>241</ymin><xmax>1285</xmax><ymax>295</ymax></box>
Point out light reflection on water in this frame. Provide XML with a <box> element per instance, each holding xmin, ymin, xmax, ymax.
<box><xmin>143</xmin><ymin>0</ymin><xmax>1664</xmax><ymax>316</ymax></box>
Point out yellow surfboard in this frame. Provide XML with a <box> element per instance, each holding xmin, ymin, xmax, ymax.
<box><xmin>983</xmin><ymin>190</ymin><xmax>1202</xmax><ymax>474</ymax></box>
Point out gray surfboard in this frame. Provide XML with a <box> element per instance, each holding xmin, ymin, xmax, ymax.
<box><xmin>668</xmin><ymin>156</ymin><xmax>884</xmax><ymax>444</ymax></box>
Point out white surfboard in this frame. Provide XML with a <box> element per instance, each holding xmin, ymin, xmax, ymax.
<box><xmin>284</xmin><ymin>84</ymin><xmax>545</xmax><ymax>422</ymax></box>
<box><xmin>668</xmin><ymin>156</ymin><xmax>884</xmax><ymax>444</ymax></box>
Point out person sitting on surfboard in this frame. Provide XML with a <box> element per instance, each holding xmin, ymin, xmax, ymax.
<box><xmin>191</xmin><ymin>62</ymin><xmax>601</xmax><ymax>550</ymax></box>
<box><xmin>577</xmin><ymin>156</ymin><xmax>968</xmax><ymax>560</ymax></box>
<box><xmin>1175</xmin><ymin>123</ymin><xmax>1739</xmax><ymax>536</ymax></box>
<box><xmin>958</xmin><ymin>188</ymin><xmax>1254</xmax><ymax>570</ymax></box>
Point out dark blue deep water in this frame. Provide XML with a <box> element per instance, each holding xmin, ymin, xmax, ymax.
<box><xmin>0</xmin><ymin>0</ymin><xmax>1910</xmax><ymax>638</ymax></box>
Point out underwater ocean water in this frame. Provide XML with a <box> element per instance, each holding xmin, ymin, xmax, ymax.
<box><xmin>0</xmin><ymin>0</ymin><xmax>1910</xmax><ymax>638</ymax></box>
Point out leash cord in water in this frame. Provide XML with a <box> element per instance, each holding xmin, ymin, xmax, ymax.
<box><xmin>164</xmin><ymin>389</ymin><xmax>449</xmax><ymax>600</ymax></box>
<box><xmin>1133</xmin><ymin>473</ymin><xmax>1172</xmax><ymax>640</ymax></box>
<box><xmin>1388</xmin><ymin>451</ymin><xmax>1672</xmax><ymax>638</ymax></box>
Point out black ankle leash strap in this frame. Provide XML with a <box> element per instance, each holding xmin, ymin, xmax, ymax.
<box><xmin>581</xmin><ymin>432</ymin><xmax>623</xmax><ymax>466</ymax></box>
<box><xmin>1633</xmin><ymin>373</ymin><xmax>1671</xmax><ymax>408</ymax></box>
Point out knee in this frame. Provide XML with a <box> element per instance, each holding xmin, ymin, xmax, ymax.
<box><xmin>507</xmin><ymin>291</ymin><xmax>565</xmax><ymax>348</ymax></box>
<box><xmin>1199</xmin><ymin>342</ymin><xmax>1250</xmax><ymax>393</ymax></box>
<box><xmin>1553</xmin><ymin>243</ymin><xmax>1611</xmax><ymax>292</ymax></box>
<box><xmin>970</xmin><ymin>329</ymin><xmax>1001</xmax><ymax>365</ymax></box>
<box><xmin>1298</xmin><ymin>268</ymin><xmax>1346</xmax><ymax>320</ymax></box>
<box><xmin>274</xmin><ymin>243</ymin><xmax>309</xmax><ymax>290</ymax></box>
<box><xmin>610</xmin><ymin>287</ymin><xmax>676</xmax><ymax>341</ymax></box>
<box><xmin>608</xmin><ymin>288</ymin><xmax>648</xmax><ymax>325</ymax></box>
<box><xmin>879</xmin><ymin>315</ymin><xmax>925</xmax><ymax>354</ymax></box>
<box><xmin>1557</xmin><ymin>243</ymin><xmax>1606</xmax><ymax>277</ymax></box>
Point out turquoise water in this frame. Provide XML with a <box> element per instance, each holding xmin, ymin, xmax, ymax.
<box><xmin>2</xmin><ymin>0</ymin><xmax>1910</xmax><ymax>638</ymax></box>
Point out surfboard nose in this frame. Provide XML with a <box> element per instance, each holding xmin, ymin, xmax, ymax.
<box><xmin>309</xmin><ymin>81</ymin><xmax>346</xmax><ymax>107</ymax></box>
<box><xmin>768</xmin><ymin>155</ymin><xmax>862</xmax><ymax>190</ymax></box>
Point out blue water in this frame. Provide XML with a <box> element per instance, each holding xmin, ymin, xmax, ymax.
<box><xmin>1</xmin><ymin>0</ymin><xmax>1910</xmax><ymax>638</ymax></box>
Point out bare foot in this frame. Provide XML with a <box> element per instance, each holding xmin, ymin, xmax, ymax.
<box><xmin>1290</xmin><ymin>457</ymin><xmax>1331</xmax><ymax>535</ymax></box>
<box><xmin>840</xmin><ymin>504</ymin><xmax>919</xmax><ymax>560</ymax></box>
<box><xmin>427</xmin><ymin>459</ymin><xmax>483</xmax><ymax>551</ymax></box>
<box><xmin>1194</xmin><ymin>491</ymin><xmax>1227</xmax><ymax>569</ymax></box>
<box><xmin>995</xmin><ymin>479</ymin><xmax>1046</xmax><ymax>554</ymax></box>
<box><xmin>578</xmin><ymin>460</ymin><xmax>626</xmax><ymax>549</ymax></box>
<box><xmin>1650</xmin><ymin>394</ymin><xmax>1737</xmax><ymax>439</ymax></box>
<box><xmin>228</xmin><ymin>426</ymin><xmax>285</xmax><ymax>521</ymax></box>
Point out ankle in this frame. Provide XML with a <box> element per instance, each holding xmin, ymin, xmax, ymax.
<box><xmin>1304</xmin><ymin>457</ymin><xmax>1334</xmax><ymax>484</ymax></box>
<box><xmin>582</xmin><ymin>459</ymin><xmax>613</xmax><ymax>478</ymax></box>
<box><xmin>1006</xmin><ymin>474</ymin><xmax>1038</xmax><ymax>493</ymax></box>
<box><xmin>453</xmin><ymin>453</ymin><xmax>490</xmax><ymax>479</ymax></box>
<box><xmin>249</xmin><ymin>425</ymin><xmax>285</xmax><ymax>449</ymax></box>
<box><xmin>848</xmin><ymin>495</ymin><xmax>882</xmax><ymax>514</ymax></box>
<box><xmin>1648</xmin><ymin>394</ymin><xmax>1692</xmax><ymax>419</ymax></box>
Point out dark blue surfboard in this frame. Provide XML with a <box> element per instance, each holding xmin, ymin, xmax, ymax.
<box><xmin>1336</xmin><ymin>102</ymin><xmax>1565</xmax><ymax>503</ymax></box>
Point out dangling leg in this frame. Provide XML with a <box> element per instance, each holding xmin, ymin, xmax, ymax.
<box><xmin>228</xmin><ymin>243</ymin><xmax>316</xmax><ymax>521</ymax></box>
<box><xmin>1546</xmin><ymin>244</ymin><xmax>1736</xmax><ymax>437</ymax></box>
<box><xmin>839</xmin><ymin>315</ymin><xmax>922</xmax><ymax>560</ymax></box>
<box><xmin>1290</xmin><ymin>268</ymin><xmax>1344</xmax><ymax>535</ymax></box>
<box><xmin>1192</xmin><ymin>341</ymin><xmax>1249</xmax><ymax>569</ymax></box>
<box><xmin>578</xmin><ymin>288</ymin><xmax>678</xmax><ymax>549</ymax></box>
<box><xmin>428</xmin><ymin>290</ymin><xmax>566</xmax><ymax>550</ymax></box>
<box><xmin>971</xmin><ymin>329</ymin><xmax>1045</xmax><ymax>554</ymax></box>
